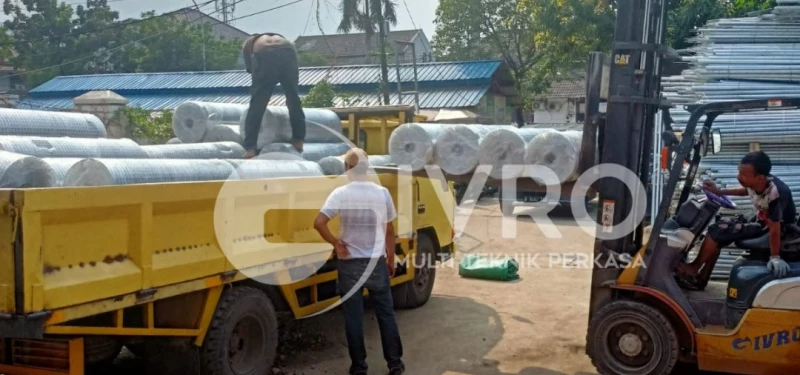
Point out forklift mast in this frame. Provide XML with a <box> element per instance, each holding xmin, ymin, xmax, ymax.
<box><xmin>587</xmin><ymin>0</ymin><xmax>674</xmax><ymax>319</ymax></box>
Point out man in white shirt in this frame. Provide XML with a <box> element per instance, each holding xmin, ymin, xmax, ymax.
<box><xmin>313</xmin><ymin>148</ymin><xmax>405</xmax><ymax>375</ymax></box>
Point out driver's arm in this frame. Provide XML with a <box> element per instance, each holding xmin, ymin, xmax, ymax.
<box><xmin>768</xmin><ymin>220</ymin><xmax>781</xmax><ymax>257</ymax></box>
<box><xmin>720</xmin><ymin>187</ymin><xmax>748</xmax><ymax>196</ymax></box>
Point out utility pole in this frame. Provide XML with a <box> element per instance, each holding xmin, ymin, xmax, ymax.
<box><xmin>395</xmin><ymin>41</ymin><xmax>420</xmax><ymax>111</ymax></box>
<box><xmin>192</xmin><ymin>0</ymin><xmax>207</xmax><ymax>71</ymax></box>
<box><xmin>394</xmin><ymin>43</ymin><xmax>403</xmax><ymax>105</ymax></box>
<box><xmin>379</xmin><ymin>19</ymin><xmax>390</xmax><ymax>105</ymax></box>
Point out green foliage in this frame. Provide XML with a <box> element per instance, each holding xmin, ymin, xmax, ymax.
<box><xmin>297</xmin><ymin>50</ymin><xmax>329</xmax><ymax>67</ymax></box>
<box><xmin>122</xmin><ymin>107</ymin><xmax>173</xmax><ymax>144</ymax></box>
<box><xmin>3</xmin><ymin>0</ymin><xmax>242</xmax><ymax>87</ymax></box>
<box><xmin>302</xmin><ymin>79</ymin><xmax>337</xmax><ymax>108</ymax></box>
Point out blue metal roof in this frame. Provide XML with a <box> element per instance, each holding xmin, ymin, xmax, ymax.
<box><xmin>30</xmin><ymin>60</ymin><xmax>503</xmax><ymax>94</ymax></box>
<box><xmin>16</xmin><ymin>86</ymin><xmax>489</xmax><ymax>111</ymax></box>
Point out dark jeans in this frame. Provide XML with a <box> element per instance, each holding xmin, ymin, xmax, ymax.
<box><xmin>337</xmin><ymin>257</ymin><xmax>404</xmax><ymax>373</ymax></box>
<box><xmin>243</xmin><ymin>46</ymin><xmax>306</xmax><ymax>151</ymax></box>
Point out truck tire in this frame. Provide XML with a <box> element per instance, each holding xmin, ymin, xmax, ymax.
<box><xmin>588</xmin><ymin>300</ymin><xmax>678</xmax><ymax>375</ymax></box>
<box><xmin>392</xmin><ymin>233</ymin><xmax>436</xmax><ymax>309</ymax></box>
<box><xmin>202</xmin><ymin>286</ymin><xmax>278</xmax><ymax>375</ymax></box>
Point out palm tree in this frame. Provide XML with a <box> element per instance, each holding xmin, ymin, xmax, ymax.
<box><xmin>338</xmin><ymin>0</ymin><xmax>398</xmax><ymax>104</ymax></box>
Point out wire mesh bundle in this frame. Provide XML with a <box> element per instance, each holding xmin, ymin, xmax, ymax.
<box><xmin>203</xmin><ymin>124</ymin><xmax>242</xmax><ymax>144</ymax></box>
<box><xmin>142</xmin><ymin>142</ymin><xmax>246</xmax><ymax>159</ymax></box>
<box><xmin>225</xmin><ymin>159</ymin><xmax>325</xmax><ymax>179</ymax></box>
<box><xmin>478</xmin><ymin>127</ymin><xmax>548</xmax><ymax>180</ymax></box>
<box><xmin>317</xmin><ymin>154</ymin><xmax>394</xmax><ymax>175</ymax></box>
<box><xmin>41</xmin><ymin>158</ymin><xmax>85</xmax><ymax>186</ymax></box>
<box><xmin>389</xmin><ymin>123</ymin><xmax>454</xmax><ymax>171</ymax></box>
<box><xmin>433</xmin><ymin>125</ymin><xmax>516</xmax><ymax>176</ymax></box>
<box><xmin>166</xmin><ymin>138</ymin><xmax>182</xmax><ymax>144</ymax></box>
<box><xmin>0</xmin><ymin>108</ymin><xmax>106</xmax><ymax>138</ymax></box>
<box><xmin>0</xmin><ymin>136</ymin><xmax>147</xmax><ymax>158</ymax></box>
<box><xmin>0</xmin><ymin>150</ymin><xmax>55</xmax><ymax>188</ymax></box>
<box><xmin>62</xmin><ymin>158</ymin><xmax>237</xmax><ymax>186</ymax></box>
<box><xmin>239</xmin><ymin>107</ymin><xmax>344</xmax><ymax>149</ymax></box>
<box><xmin>524</xmin><ymin>130</ymin><xmax>583</xmax><ymax>184</ymax></box>
<box><xmin>173</xmin><ymin>102</ymin><xmax>248</xmax><ymax>143</ymax></box>
<box><xmin>259</xmin><ymin>142</ymin><xmax>352</xmax><ymax>162</ymax></box>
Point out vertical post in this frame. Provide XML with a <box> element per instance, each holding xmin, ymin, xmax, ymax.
<box><xmin>193</xmin><ymin>0</ymin><xmax>207</xmax><ymax>71</ymax></box>
<box><xmin>395</xmin><ymin>43</ymin><xmax>403</xmax><ymax>105</ymax></box>
<box><xmin>410</xmin><ymin>43</ymin><xmax>420</xmax><ymax>111</ymax></box>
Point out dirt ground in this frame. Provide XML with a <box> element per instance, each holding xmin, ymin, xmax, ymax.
<box><xmin>274</xmin><ymin>198</ymin><xmax>602</xmax><ymax>375</ymax></box>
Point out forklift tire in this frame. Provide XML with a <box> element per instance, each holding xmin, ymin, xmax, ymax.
<box><xmin>202</xmin><ymin>286</ymin><xmax>278</xmax><ymax>375</ymax></box>
<box><xmin>393</xmin><ymin>233</ymin><xmax>437</xmax><ymax>309</ymax></box>
<box><xmin>588</xmin><ymin>300</ymin><xmax>678</xmax><ymax>375</ymax></box>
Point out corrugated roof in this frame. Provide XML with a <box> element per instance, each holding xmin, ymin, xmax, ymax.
<box><xmin>295</xmin><ymin>30</ymin><xmax>423</xmax><ymax>58</ymax></box>
<box><xmin>16</xmin><ymin>86</ymin><xmax>489</xmax><ymax>111</ymax></box>
<box><xmin>30</xmin><ymin>60</ymin><xmax>503</xmax><ymax>94</ymax></box>
<box><xmin>540</xmin><ymin>80</ymin><xmax>586</xmax><ymax>99</ymax></box>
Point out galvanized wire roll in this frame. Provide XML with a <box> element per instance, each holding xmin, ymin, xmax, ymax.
<box><xmin>63</xmin><ymin>158</ymin><xmax>237</xmax><ymax>186</ymax></box>
<box><xmin>204</xmin><ymin>124</ymin><xmax>242</xmax><ymax>144</ymax></box>
<box><xmin>167</xmin><ymin>138</ymin><xmax>182</xmax><ymax>144</ymax></box>
<box><xmin>524</xmin><ymin>130</ymin><xmax>583</xmax><ymax>183</ymax></box>
<box><xmin>478</xmin><ymin>127</ymin><xmax>548</xmax><ymax>180</ymax></box>
<box><xmin>0</xmin><ymin>150</ymin><xmax>55</xmax><ymax>188</ymax></box>
<box><xmin>317</xmin><ymin>154</ymin><xmax>394</xmax><ymax>175</ymax></box>
<box><xmin>0</xmin><ymin>108</ymin><xmax>106</xmax><ymax>138</ymax></box>
<box><xmin>434</xmin><ymin>125</ymin><xmax>515</xmax><ymax>176</ymax></box>
<box><xmin>142</xmin><ymin>142</ymin><xmax>246</xmax><ymax>159</ymax></box>
<box><xmin>0</xmin><ymin>136</ymin><xmax>147</xmax><ymax>158</ymax></box>
<box><xmin>239</xmin><ymin>107</ymin><xmax>344</xmax><ymax>148</ymax></box>
<box><xmin>225</xmin><ymin>159</ymin><xmax>325</xmax><ymax>179</ymax></box>
<box><xmin>173</xmin><ymin>102</ymin><xmax>247</xmax><ymax>143</ymax></box>
<box><xmin>389</xmin><ymin>123</ymin><xmax>454</xmax><ymax>171</ymax></box>
<box><xmin>259</xmin><ymin>142</ymin><xmax>352</xmax><ymax>162</ymax></box>
<box><xmin>41</xmin><ymin>158</ymin><xmax>85</xmax><ymax>186</ymax></box>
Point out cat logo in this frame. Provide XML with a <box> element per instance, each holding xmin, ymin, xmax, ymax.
<box><xmin>614</xmin><ymin>54</ymin><xmax>630</xmax><ymax>66</ymax></box>
<box><xmin>729</xmin><ymin>287</ymin><xmax>738</xmax><ymax>299</ymax></box>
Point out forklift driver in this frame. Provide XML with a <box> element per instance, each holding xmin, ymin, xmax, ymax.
<box><xmin>676</xmin><ymin>151</ymin><xmax>795</xmax><ymax>289</ymax></box>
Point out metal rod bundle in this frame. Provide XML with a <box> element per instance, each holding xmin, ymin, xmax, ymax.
<box><xmin>141</xmin><ymin>142</ymin><xmax>246</xmax><ymax>159</ymax></box>
<box><xmin>0</xmin><ymin>136</ymin><xmax>148</xmax><ymax>158</ymax></box>
<box><xmin>0</xmin><ymin>150</ymin><xmax>55</xmax><ymax>188</ymax></box>
<box><xmin>389</xmin><ymin>123</ymin><xmax>454</xmax><ymax>171</ymax></box>
<box><xmin>62</xmin><ymin>158</ymin><xmax>238</xmax><ymax>186</ymax></box>
<box><xmin>239</xmin><ymin>107</ymin><xmax>344</xmax><ymax>149</ymax></box>
<box><xmin>478</xmin><ymin>127</ymin><xmax>548</xmax><ymax>180</ymax></box>
<box><xmin>0</xmin><ymin>108</ymin><xmax>106</xmax><ymax>138</ymax></box>
<box><xmin>433</xmin><ymin>125</ymin><xmax>515</xmax><ymax>176</ymax></box>
<box><xmin>173</xmin><ymin>102</ymin><xmax>248</xmax><ymax>143</ymax></box>
<box><xmin>259</xmin><ymin>142</ymin><xmax>352</xmax><ymax>163</ymax></box>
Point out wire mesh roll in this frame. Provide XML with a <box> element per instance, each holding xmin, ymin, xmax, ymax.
<box><xmin>259</xmin><ymin>143</ymin><xmax>352</xmax><ymax>162</ymax></box>
<box><xmin>41</xmin><ymin>158</ymin><xmax>85</xmax><ymax>186</ymax></box>
<box><xmin>524</xmin><ymin>130</ymin><xmax>583</xmax><ymax>183</ymax></box>
<box><xmin>389</xmin><ymin>123</ymin><xmax>454</xmax><ymax>171</ymax></box>
<box><xmin>204</xmin><ymin>125</ymin><xmax>242</xmax><ymax>144</ymax></box>
<box><xmin>239</xmin><ymin>107</ymin><xmax>345</xmax><ymax>148</ymax></box>
<box><xmin>0</xmin><ymin>108</ymin><xmax>106</xmax><ymax>138</ymax></box>
<box><xmin>0</xmin><ymin>150</ymin><xmax>55</xmax><ymax>188</ymax></box>
<box><xmin>317</xmin><ymin>154</ymin><xmax>394</xmax><ymax>175</ymax></box>
<box><xmin>478</xmin><ymin>127</ymin><xmax>547</xmax><ymax>180</ymax></box>
<box><xmin>142</xmin><ymin>142</ymin><xmax>246</xmax><ymax>159</ymax></box>
<box><xmin>434</xmin><ymin>125</ymin><xmax>515</xmax><ymax>176</ymax></box>
<box><xmin>62</xmin><ymin>158</ymin><xmax>237</xmax><ymax>186</ymax></box>
<box><xmin>225</xmin><ymin>159</ymin><xmax>325</xmax><ymax>179</ymax></box>
<box><xmin>0</xmin><ymin>136</ymin><xmax>147</xmax><ymax>158</ymax></box>
<box><xmin>173</xmin><ymin>102</ymin><xmax>248</xmax><ymax>143</ymax></box>
<box><xmin>166</xmin><ymin>138</ymin><xmax>182</xmax><ymax>144</ymax></box>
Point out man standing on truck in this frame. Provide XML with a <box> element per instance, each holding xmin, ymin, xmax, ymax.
<box><xmin>241</xmin><ymin>33</ymin><xmax>306</xmax><ymax>158</ymax></box>
<box><xmin>676</xmin><ymin>151</ymin><xmax>795</xmax><ymax>288</ymax></box>
<box><xmin>313</xmin><ymin>148</ymin><xmax>405</xmax><ymax>375</ymax></box>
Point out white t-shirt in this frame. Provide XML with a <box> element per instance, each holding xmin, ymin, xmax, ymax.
<box><xmin>320</xmin><ymin>181</ymin><xmax>397</xmax><ymax>259</ymax></box>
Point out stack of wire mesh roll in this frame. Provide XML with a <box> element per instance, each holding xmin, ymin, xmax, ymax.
<box><xmin>661</xmin><ymin>1</ymin><xmax>800</xmax><ymax>279</ymax></box>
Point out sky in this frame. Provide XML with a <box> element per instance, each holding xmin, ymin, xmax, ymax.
<box><xmin>108</xmin><ymin>0</ymin><xmax>439</xmax><ymax>42</ymax></box>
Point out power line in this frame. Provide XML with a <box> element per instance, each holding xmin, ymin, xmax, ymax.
<box><xmin>228</xmin><ymin>0</ymin><xmax>306</xmax><ymax>22</ymax></box>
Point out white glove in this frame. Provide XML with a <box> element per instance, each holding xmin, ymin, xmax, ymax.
<box><xmin>767</xmin><ymin>256</ymin><xmax>790</xmax><ymax>278</ymax></box>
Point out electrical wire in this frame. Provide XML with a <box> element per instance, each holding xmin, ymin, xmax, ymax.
<box><xmin>228</xmin><ymin>0</ymin><xmax>306</xmax><ymax>22</ymax></box>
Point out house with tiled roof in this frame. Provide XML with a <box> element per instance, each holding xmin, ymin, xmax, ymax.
<box><xmin>528</xmin><ymin>79</ymin><xmax>587</xmax><ymax>125</ymax></box>
<box><xmin>294</xmin><ymin>30</ymin><xmax>434</xmax><ymax>66</ymax></box>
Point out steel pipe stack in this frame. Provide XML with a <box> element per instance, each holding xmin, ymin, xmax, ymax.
<box><xmin>478</xmin><ymin>127</ymin><xmax>548</xmax><ymax>180</ymax></box>
<box><xmin>173</xmin><ymin>102</ymin><xmax>247</xmax><ymax>143</ymax></box>
<box><xmin>0</xmin><ymin>150</ymin><xmax>55</xmax><ymax>188</ymax></box>
<box><xmin>389</xmin><ymin>123</ymin><xmax>454</xmax><ymax>171</ymax></box>
<box><xmin>0</xmin><ymin>136</ymin><xmax>148</xmax><ymax>158</ymax></box>
<box><xmin>0</xmin><ymin>108</ymin><xmax>106</xmax><ymax>138</ymax></box>
<box><xmin>141</xmin><ymin>142</ymin><xmax>246</xmax><ymax>159</ymax></box>
<box><xmin>434</xmin><ymin>125</ymin><xmax>515</xmax><ymax>176</ymax></box>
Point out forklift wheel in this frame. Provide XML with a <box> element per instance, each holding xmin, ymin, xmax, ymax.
<box><xmin>588</xmin><ymin>300</ymin><xmax>678</xmax><ymax>375</ymax></box>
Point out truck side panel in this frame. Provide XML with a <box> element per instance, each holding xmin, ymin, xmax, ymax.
<box><xmin>0</xmin><ymin>191</ymin><xmax>15</xmax><ymax>313</ymax></box>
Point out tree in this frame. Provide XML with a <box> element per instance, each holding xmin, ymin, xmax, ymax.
<box><xmin>302</xmin><ymin>79</ymin><xmax>337</xmax><ymax>107</ymax></box>
<box><xmin>433</xmin><ymin>0</ymin><xmax>613</xmax><ymax>125</ymax></box>
<box><xmin>666</xmin><ymin>0</ymin><xmax>776</xmax><ymax>50</ymax></box>
<box><xmin>297</xmin><ymin>50</ymin><xmax>329</xmax><ymax>67</ymax></box>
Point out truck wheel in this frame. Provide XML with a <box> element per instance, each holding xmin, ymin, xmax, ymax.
<box><xmin>588</xmin><ymin>300</ymin><xmax>678</xmax><ymax>375</ymax></box>
<box><xmin>393</xmin><ymin>233</ymin><xmax>436</xmax><ymax>309</ymax></box>
<box><xmin>202</xmin><ymin>286</ymin><xmax>278</xmax><ymax>375</ymax></box>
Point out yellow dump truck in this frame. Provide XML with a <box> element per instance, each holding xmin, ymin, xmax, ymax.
<box><xmin>0</xmin><ymin>167</ymin><xmax>455</xmax><ymax>375</ymax></box>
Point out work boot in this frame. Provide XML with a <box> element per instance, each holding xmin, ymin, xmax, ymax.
<box><xmin>388</xmin><ymin>364</ymin><xmax>405</xmax><ymax>375</ymax></box>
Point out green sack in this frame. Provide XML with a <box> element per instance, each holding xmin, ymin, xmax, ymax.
<box><xmin>458</xmin><ymin>254</ymin><xmax>520</xmax><ymax>281</ymax></box>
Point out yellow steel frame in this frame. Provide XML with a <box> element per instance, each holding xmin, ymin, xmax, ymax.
<box><xmin>0</xmin><ymin>338</ymin><xmax>84</xmax><ymax>375</ymax></box>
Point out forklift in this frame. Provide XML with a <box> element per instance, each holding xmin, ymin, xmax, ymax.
<box><xmin>583</xmin><ymin>1</ymin><xmax>800</xmax><ymax>374</ymax></box>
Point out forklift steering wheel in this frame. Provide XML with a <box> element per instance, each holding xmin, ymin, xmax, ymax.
<box><xmin>701</xmin><ymin>188</ymin><xmax>737</xmax><ymax>209</ymax></box>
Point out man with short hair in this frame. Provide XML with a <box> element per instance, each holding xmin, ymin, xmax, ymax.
<box><xmin>677</xmin><ymin>151</ymin><xmax>795</xmax><ymax>289</ymax></box>
<box><xmin>313</xmin><ymin>148</ymin><xmax>405</xmax><ymax>375</ymax></box>
<box><xmin>241</xmin><ymin>33</ymin><xmax>306</xmax><ymax>158</ymax></box>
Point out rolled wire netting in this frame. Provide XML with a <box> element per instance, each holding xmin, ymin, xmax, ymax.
<box><xmin>173</xmin><ymin>102</ymin><xmax>248</xmax><ymax>143</ymax></box>
<box><xmin>524</xmin><ymin>130</ymin><xmax>583</xmax><ymax>184</ymax></box>
<box><xmin>0</xmin><ymin>136</ymin><xmax>147</xmax><ymax>158</ymax></box>
<box><xmin>203</xmin><ymin>124</ymin><xmax>242</xmax><ymax>144</ymax></box>
<box><xmin>226</xmin><ymin>159</ymin><xmax>325</xmax><ymax>179</ymax></box>
<box><xmin>389</xmin><ymin>123</ymin><xmax>454</xmax><ymax>171</ymax></box>
<box><xmin>0</xmin><ymin>108</ymin><xmax>107</xmax><ymax>138</ymax></box>
<box><xmin>166</xmin><ymin>138</ymin><xmax>182</xmax><ymax>144</ymax></box>
<box><xmin>317</xmin><ymin>154</ymin><xmax>394</xmax><ymax>175</ymax></box>
<box><xmin>62</xmin><ymin>158</ymin><xmax>238</xmax><ymax>186</ymax></box>
<box><xmin>478</xmin><ymin>127</ymin><xmax>548</xmax><ymax>180</ymax></box>
<box><xmin>0</xmin><ymin>150</ymin><xmax>55</xmax><ymax>188</ymax></box>
<box><xmin>142</xmin><ymin>142</ymin><xmax>246</xmax><ymax>159</ymax></box>
<box><xmin>239</xmin><ymin>107</ymin><xmax>344</xmax><ymax>149</ymax></box>
<box><xmin>41</xmin><ymin>158</ymin><xmax>87</xmax><ymax>186</ymax></box>
<box><xmin>259</xmin><ymin>143</ymin><xmax>352</xmax><ymax>162</ymax></box>
<box><xmin>434</xmin><ymin>125</ymin><xmax>516</xmax><ymax>176</ymax></box>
